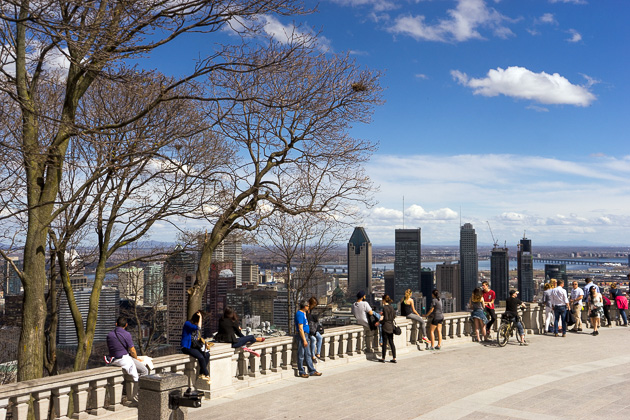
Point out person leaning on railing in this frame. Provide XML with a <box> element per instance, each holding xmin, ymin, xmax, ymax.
<box><xmin>609</xmin><ymin>282</ymin><xmax>628</xmax><ymax>327</ymax></box>
<box><xmin>181</xmin><ymin>311</ymin><xmax>211</xmax><ymax>383</ymax></box>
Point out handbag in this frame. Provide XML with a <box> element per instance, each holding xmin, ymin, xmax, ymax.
<box><xmin>566</xmin><ymin>308</ymin><xmax>575</xmax><ymax>326</ymax></box>
<box><xmin>393</xmin><ymin>320</ymin><xmax>401</xmax><ymax>336</ymax></box>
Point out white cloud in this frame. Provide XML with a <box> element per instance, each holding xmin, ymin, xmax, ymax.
<box><xmin>415</xmin><ymin>73</ymin><xmax>428</xmax><ymax>79</ymax></box>
<box><xmin>526</xmin><ymin>105</ymin><xmax>549</xmax><ymax>112</ymax></box>
<box><xmin>407</xmin><ymin>205</ymin><xmax>458</xmax><ymax>220</ymax></box>
<box><xmin>451</xmin><ymin>66</ymin><xmax>596</xmax><ymax>106</ymax></box>
<box><xmin>260</xmin><ymin>16</ymin><xmax>333</xmax><ymax>52</ymax></box>
<box><xmin>387</xmin><ymin>0</ymin><xmax>514</xmax><ymax>42</ymax></box>
<box><xmin>329</xmin><ymin>0</ymin><xmax>398</xmax><ymax>12</ymax></box>
<box><xmin>549</xmin><ymin>0</ymin><xmax>587</xmax><ymax>4</ymax></box>
<box><xmin>566</xmin><ymin>28</ymin><xmax>582</xmax><ymax>42</ymax></box>
<box><xmin>538</xmin><ymin>13</ymin><xmax>557</xmax><ymax>25</ymax></box>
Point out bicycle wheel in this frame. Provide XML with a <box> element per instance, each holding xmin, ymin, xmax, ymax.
<box><xmin>497</xmin><ymin>323</ymin><xmax>510</xmax><ymax>347</ymax></box>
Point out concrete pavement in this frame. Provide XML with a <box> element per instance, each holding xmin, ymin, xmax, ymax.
<box><xmin>189</xmin><ymin>326</ymin><xmax>630</xmax><ymax>420</ymax></box>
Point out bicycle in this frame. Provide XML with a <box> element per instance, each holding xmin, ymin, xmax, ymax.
<box><xmin>496</xmin><ymin>310</ymin><xmax>525</xmax><ymax>347</ymax></box>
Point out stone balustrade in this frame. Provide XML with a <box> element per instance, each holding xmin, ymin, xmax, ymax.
<box><xmin>0</xmin><ymin>304</ymin><xmax>626</xmax><ymax>419</ymax></box>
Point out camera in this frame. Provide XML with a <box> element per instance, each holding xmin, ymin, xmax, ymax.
<box><xmin>168</xmin><ymin>388</ymin><xmax>202</xmax><ymax>409</ymax></box>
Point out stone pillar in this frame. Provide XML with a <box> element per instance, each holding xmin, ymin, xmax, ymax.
<box><xmin>138</xmin><ymin>373</ymin><xmax>189</xmax><ymax>420</ymax></box>
<box><xmin>106</xmin><ymin>376</ymin><xmax>125</xmax><ymax>412</ymax></box>
<box><xmin>71</xmin><ymin>382</ymin><xmax>91</xmax><ymax>419</ymax></box>
<box><xmin>89</xmin><ymin>379</ymin><xmax>108</xmax><ymax>416</ymax></box>
<box><xmin>33</xmin><ymin>391</ymin><xmax>51</xmax><ymax>420</ymax></box>
<box><xmin>12</xmin><ymin>394</ymin><xmax>30</xmax><ymax>420</ymax></box>
<box><xmin>52</xmin><ymin>386</ymin><xmax>72</xmax><ymax>419</ymax></box>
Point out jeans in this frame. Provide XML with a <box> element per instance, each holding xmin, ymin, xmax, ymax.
<box><xmin>515</xmin><ymin>321</ymin><xmax>524</xmax><ymax>337</ymax></box>
<box><xmin>232</xmin><ymin>335</ymin><xmax>256</xmax><ymax>349</ymax></box>
<box><xmin>620</xmin><ymin>308</ymin><xmax>628</xmax><ymax>325</ymax></box>
<box><xmin>553</xmin><ymin>305</ymin><xmax>567</xmax><ymax>334</ymax></box>
<box><xmin>485</xmin><ymin>308</ymin><xmax>497</xmax><ymax>332</ymax></box>
<box><xmin>296</xmin><ymin>335</ymin><xmax>316</xmax><ymax>375</ymax></box>
<box><xmin>182</xmin><ymin>347</ymin><xmax>210</xmax><ymax>377</ymax></box>
<box><xmin>309</xmin><ymin>332</ymin><xmax>323</xmax><ymax>356</ymax></box>
<box><xmin>603</xmin><ymin>305</ymin><xmax>611</xmax><ymax>326</ymax></box>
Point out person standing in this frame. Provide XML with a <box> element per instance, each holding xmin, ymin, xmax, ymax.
<box><xmin>469</xmin><ymin>287</ymin><xmax>488</xmax><ymax>342</ymax></box>
<box><xmin>610</xmin><ymin>282</ymin><xmax>628</xmax><ymax>326</ymax></box>
<box><xmin>107</xmin><ymin>317</ymin><xmax>149</xmax><ymax>404</ymax></box>
<box><xmin>380</xmin><ymin>295</ymin><xmax>397</xmax><ymax>363</ymax></box>
<box><xmin>569</xmin><ymin>281</ymin><xmax>584</xmax><ymax>333</ymax></box>
<box><xmin>588</xmin><ymin>287</ymin><xmax>603</xmax><ymax>336</ymax></box>
<box><xmin>542</xmin><ymin>283</ymin><xmax>555</xmax><ymax>334</ymax></box>
<box><xmin>424</xmin><ymin>289</ymin><xmax>444</xmax><ymax>350</ymax></box>
<box><xmin>295</xmin><ymin>300</ymin><xmax>322</xmax><ymax>378</ymax></box>
<box><xmin>550</xmin><ymin>279</ymin><xmax>570</xmax><ymax>337</ymax></box>
<box><xmin>400</xmin><ymin>289</ymin><xmax>430</xmax><ymax>347</ymax></box>
<box><xmin>352</xmin><ymin>291</ymin><xmax>378</xmax><ymax>352</ymax></box>
<box><xmin>482</xmin><ymin>281</ymin><xmax>496</xmax><ymax>341</ymax></box>
<box><xmin>583</xmin><ymin>277</ymin><xmax>600</xmax><ymax>310</ymax></box>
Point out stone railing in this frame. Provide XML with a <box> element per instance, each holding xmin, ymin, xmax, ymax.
<box><xmin>1</xmin><ymin>304</ymin><xmax>625</xmax><ymax>419</ymax></box>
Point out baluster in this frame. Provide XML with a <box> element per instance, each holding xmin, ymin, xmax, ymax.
<box><xmin>260</xmin><ymin>347</ymin><xmax>269</xmax><ymax>375</ymax></box>
<box><xmin>71</xmin><ymin>382</ymin><xmax>90</xmax><ymax>419</ymax></box>
<box><xmin>11</xmin><ymin>394</ymin><xmax>30</xmax><ymax>420</ymax></box>
<box><xmin>106</xmin><ymin>375</ymin><xmax>124</xmax><ymax>412</ymax></box>
<box><xmin>236</xmin><ymin>351</ymin><xmax>247</xmax><ymax>380</ymax></box>
<box><xmin>346</xmin><ymin>332</ymin><xmax>355</xmax><ymax>356</ymax></box>
<box><xmin>328</xmin><ymin>335</ymin><xmax>337</xmax><ymax>359</ymax></box>
<box><xmin>122</xmin><ymin>373</ymin><xmax>134</xmax><ymax>406</ymax></box>
<box><xmin>31</xmin><ymin>390</ymin><xmax>51</xmax><ymax>420</ymax></box>
<box><xmin>88</xmin><ymin>379</ymin><xmax>108</xmax><ymax>416</ymax></box>
<box><xmin>271</xmin><ymin>345</ymin><xmax>281</xmax><ymax>372</ymax></box>
<box><xmin>0</xmin><ymin>397</ymin><xmax>9</xmax><ymax>420</ymax></box>
<box><xmin>337</xmin><ymin>332</ymin><xmax>346</xmax><ymax>358</ymax></box>
<box><xmin>281</xmin><ymin>343</ymin><xmax>290</xmax><ymax>370</ymax></box>
<box><xmin>52</xmin><ymin>386</ymin><xmax>72</xmax><ymax>419</ymax></box>
<box><xmin>248</xmin><ymin>351</ymin><xmax>260</xmax><ymax>378</ymax></box>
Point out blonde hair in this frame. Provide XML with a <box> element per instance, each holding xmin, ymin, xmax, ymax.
<box><xmin>404</xmin><ymin>289</ymin><xmax>412</xmax><ymax>300</ymax></box>
<box><xmin>471</xmin><ymin>287</ymin><xmax>483</xmax><ymax>302</ymax></box>
<box><xmin>611</xmin><ymin>282</ymin><xmax>618</xmax><ymax>288</ymax></box>
<box><xmin>550</xmin><ymin>279</ymin><xmax>557</xmax><ymax>287</ymax></box>
<box><xmin>543</xmin><ymin>283</ymin><xmax>552</xmax><ymax>291</ymax></box>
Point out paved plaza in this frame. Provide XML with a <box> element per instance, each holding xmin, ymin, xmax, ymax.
<box><xmin>189</xmin><ymin>327</ymin><xmax>630</xmax><ymax>420</ymax></box>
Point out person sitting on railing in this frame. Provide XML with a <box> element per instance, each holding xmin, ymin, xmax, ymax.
<box><xmin>352</xmin><ymin>290</ymin><xmax>380</xmax><ymax>351</ymax></box>
<box><xmin>400</xmin><ymin>289</ymin><xmax>430</xmax><ymax>348</ymax></box>
<box><xmin>505</xmin><ymin>290</ymin><xmax>527</xmax><ymax>346</ymax></box>
<box><xmin>215</xmin><ymin>306</ymin><xmax>265</xmax><ymax>357</ymax></box>
<box><xmin>181</xmin><ymin>310</ymin><xmax>211</xmax><ymax>383</ymax></box>
<box><xmin>106</xmin><ymin>316</ymin><xmax>148</xmax><ymax>405</ymax></box>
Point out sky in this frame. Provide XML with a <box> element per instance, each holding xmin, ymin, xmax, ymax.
<box><xmin>146</xmin><ymin>0</ymin><xmax>630</xmax><ymax>247</ymax></box>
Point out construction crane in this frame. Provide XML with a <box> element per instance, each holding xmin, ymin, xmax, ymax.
<box><xmin>486</xmin><ymin>221</ymin><xmax>498</xmax><ymax>248</ymax></box>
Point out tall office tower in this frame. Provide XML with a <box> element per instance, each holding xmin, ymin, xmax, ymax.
<box><xmin>144</xmin><ymin>262</ymin><xmax>164</xmax><ymax>305</ymax></box>
<box><xmin>57</xmin><ymin>286</ymin><xmax>119</xmax><ymax>347</ymax></box>
<box><xmin>211</xmin><ymin>237</ymin><xmax>243</xmax><ymax>286</ymax></box>
<box><xmin>436</xmin><ymin>262</ymin><xmax>461</xmax><ymax>312</ymax></box>
<box><xmin>419</xmin><ymin>268</ymin><xmax>434</xmax><ymax>314</ymax></box>
<box><xmin>384</xmin><ymin>270</ymin><xmax>395</xmax><ymax>300</ymax></box>
<box><xmin>2</xmin><ymin>257</ymin><xmax>23</xmax><ymax>296</ymax></box>
<box><xmin>347</xmin><ymin>227</ymin><xmax>372</xmax><ymax>298</ymax></box>
<box><xmin>273</xmin><ymin>288</ymin><xmax>289</xmax><ymax>332</ymax></box>
<box><xmin>545</xmin><ymin>264</ymin><xmax>567</xmax><ymax>285</ymax></box>
<box><xmin>205</xmin><ymin>263</ymin><xmax>237</xmax><ymax>336</ymax></box>
<box><xmin>459</xmin><ymin>223</ymin><xmax>478</xmax><ymax>310</ymax></box>
<box><xmin>164</xmin><ymin>249</ymin><xmax>197</xmax><ymax>345</ymax></box>
<box><xmin>241</xmin><ymin>260</ymin><xmax>260</xmax><ymax>285</ymax></box>
<box><xmin>517</xmin><ymin>238</ymin><xmax>534</xmax><ymax>302</ymax></box>
<box><xmin>491</xmin><ymin>246</ymin><xmax>510</xmax><ymax>302</ymax></box>
<box><xmin>118</xmin><ymin>267</ymin><xmax>144</xmax><ymax>305</ymax></box>
<box><xmin>394</xmin><ymin>228</ymin><xmax>422</xmax><ymax>302</ymax></box>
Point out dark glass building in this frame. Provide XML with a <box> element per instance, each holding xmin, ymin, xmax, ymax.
<box><xmin>347</xmin><ymin>227</ymin><xmax>372</xmax><ymax>298</ymax></box>
<box><xmin>394</xmin><ymin>228</ymin><xmax>421</xmax><ymax>302</ymax></box>
<box><xmin>517</xmin><ymin>238</ymin><xmax>534</xmax><ymax>302</ymax></box>
<box><xmin>491</xmin><ymin>246</ymin><xmax>509</xmax><ymax>302</ymax></box>
<box><xmin>459</xmin><ymin>223</ymin><xmax>478</xmax><ymax>310</ymax></box>
<box><xmin>420</xmin><ymin>267</ymin><xmax>434</xmax><ymax>314</ymax></box>
<box><xmin>545</xmin><ymin>264</ymin><xmax>567</xmax><ymax>289</ymax></box>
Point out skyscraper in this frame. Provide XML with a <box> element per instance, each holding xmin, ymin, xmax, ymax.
<box><xmin>490</xmin><ymin>246</ymin><xmax>509</xmax><ymax>302</ymax></box>
<box><xmin>347</xmin><ymin>227</ymin><xmax>372</xmax><ymax>298</ymax></box>
<box><xmin>459</xmin><ymin>223</ymin><xmax>478</xmax><ymax>310</ymax></box>
<box><xmin>144</xmin><ymin>262</ymin><xmax>164</xmax><ymax>306</ymax></box>
<box><xmin>545</xmin><ymin>264</ymin><xmax>567</xmax><ymax>284</ymax></box>
<box><xmin>394</xmin><ymin>228</ymin><xmax>421</xmax><ymax>302</ymax></box>
<box><xmin>436</xmin><ymin>262</ymin><xmax>460</xmax><ymax>312</ymax></box>
<box><xmin>419</xmin><ymin>267</ymin><xmax>434</xmax><ymax>314</ymax></box>
<box><xmin>118</xmin><ymin>266</ymin><xmax>144</xmax><ymax>305</ymax></box>
<box><xmin>211</xmin><ymin>237</ymin><xmax>243</xmax><ymax>286</ymax></box>
<box><xmin>164</xmin><ymin>248</ymin><xmax>197</xmax><ymax>345</ymax></box>
<box><xmin>517</xmin><ymin>237</ymin><xmax>534</xmax><ymax>302</ymax></box>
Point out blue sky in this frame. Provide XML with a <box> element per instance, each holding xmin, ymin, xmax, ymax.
<box><xmin>148</xmin><ymin>0</ymin><xmax>630</xmax><ymax>247</ymax></box>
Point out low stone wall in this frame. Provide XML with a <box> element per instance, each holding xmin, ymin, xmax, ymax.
<box><xmin>0</xmin><ymin>305</ymin><xmax>624</xmax><ymax>419</ymax></box>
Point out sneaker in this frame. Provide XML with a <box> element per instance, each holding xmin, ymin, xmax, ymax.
<box><xmin>422</xmin><ymin>336</ymin><xmax>431</xmax><ymax>344</ymax></box>
<box><xmin>562</xmin><ymin>334</ymin><xmax>566</xmax><ymax>337</ymax></box>
<box><xmin>380</xmin><ymin>359</ymin><xmax>386</xmax><ymax>363</ymax></box>
<box><xmin>242</xmin><ymin>347</ymin><xmax>260</xmax><ymax>357</ymax></box>
<box><xmin>554</xmin><ymin>333</ymin><xmax>558</xmax><ymax>337</ymax></box>
<box><xmin>390</xmin><ymin>359</ymin><xmax>397</xmax><ymax>363</ymax></box>
<box><xmin>520</xmin><ymin>341</ymin><xmax>528</xmax><ymax>346</ymax></box>
<box><xmin>312</xmin><ymin>357</ymin><xmax>317</xmax><ymax>364</ymax></box>
<box><xmin>435</xmin><ymin>345</ymin><xmax>441</xmax><ymax>350</ymax></box>
<box><xmin>299</xmin><ymin>373</ymin><xmax>309</xmax><ymax>378</ymax></box>
<box><xmin>310</xmin><ymin>371</ymin><xmax>322</xmax><ymax>377</ymax></box>
<box><xmin>577</xmin><ymin>328</ymin><xmax>583</xmax><ymax>332</ymax></box>
<box><xmin>428</xmin><ymin>346</ymin><xmax>434</xmax><ymax>350</ymax></box>
<box><xmin>260</xmin><ymin>337</ymin><xmax>266</xmax><ymax>342</ymax></box>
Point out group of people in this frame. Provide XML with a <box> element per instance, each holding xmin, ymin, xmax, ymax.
<box><xmin>543</xmin><ymin>276</ymin><xmax>629</xmax><ymax>337</ymax></box>
<box><xmin>351</xmin><ymin>287</ymin><xmax>445</xmax><ymax>364</ymax></box>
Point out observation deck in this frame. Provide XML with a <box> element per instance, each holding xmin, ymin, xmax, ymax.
<box><xmin>2</xmin><ymin>306</ymin><xmax>629</xmax><ymax>420</ymax></box>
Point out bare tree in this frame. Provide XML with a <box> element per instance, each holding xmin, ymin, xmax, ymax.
<box><xmin>189</xmin><ymin>47</ymin><xmax>381</xmax><ymax>319</ymax></box>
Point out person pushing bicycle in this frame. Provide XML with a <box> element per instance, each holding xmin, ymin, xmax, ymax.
<box><xmin>505</xmin><ymin>289</ymin><xmax>528</xmax><ymax>346</ymax></box>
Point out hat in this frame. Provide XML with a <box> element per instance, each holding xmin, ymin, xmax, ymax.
<box><xmin>356</xmin><ymin>290</ymin><xmax>366</xmax><ymax>299</ymax></box>
<box><xmin>509</xmin><ymin>289</ymin><xmax>519</xmax><ymax>296</ymax></box>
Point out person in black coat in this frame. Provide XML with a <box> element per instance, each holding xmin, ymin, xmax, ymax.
<box><xmin>215</xmin><ymin>307</ymin><xmax>265</xmax><ymax>355</ymax></box>
<box><xmin>380</xmin><ymin>295</ymin><xmax>397</xmax><ymax>363</ymax></box>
